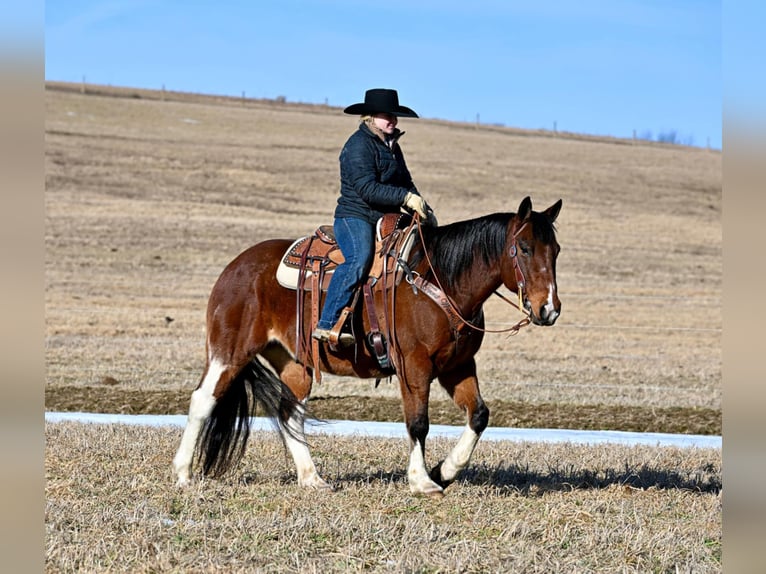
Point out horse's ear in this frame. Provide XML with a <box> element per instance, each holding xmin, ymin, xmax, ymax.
<box><xmin>517</xmin><ymin>196</ymin><xmax>532</xmax><ymax>221</ymax></box>
<box><xmin>543</xmin><ymin>199</ymin><xmax>562</xmax><ymax>223</ymax></box>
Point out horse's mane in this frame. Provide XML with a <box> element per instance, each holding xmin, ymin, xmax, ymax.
<box><xmin>413</xmin><ymin>211</ymin><xmax>557</xmax><ymax>289</ymax></box>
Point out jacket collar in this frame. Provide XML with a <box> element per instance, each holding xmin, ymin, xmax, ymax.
<box><xmin>360</xmin><ymin>121</ymin><xmax>404</xmax><ymax>147</ymax></box>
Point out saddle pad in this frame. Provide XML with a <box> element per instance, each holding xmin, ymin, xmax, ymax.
<box><xmin>276</xmin><ymin>236</ymin><xmax>338</xmax><ymax>290</ymax></box>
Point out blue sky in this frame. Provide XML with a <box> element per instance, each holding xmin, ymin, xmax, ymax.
<box><xmin>44</xmin><ymin>1</ymin><xmax>722</xmax><ymax>148</ymax></box>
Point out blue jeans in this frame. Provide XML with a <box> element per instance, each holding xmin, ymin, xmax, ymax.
<box><xmin>317</xmin><ymin>217</ymin><xmax>375</xmax><ymax>330</ymax></box>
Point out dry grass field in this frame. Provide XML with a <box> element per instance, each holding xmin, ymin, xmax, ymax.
<box><xmin>45</xmin><ymin>82</ymin><xmax>721</xmax><ymax>572</ymax></box>
<box><xmin>46</xmin><ymin>423</ymin><xmax>721</xmax><ymax>573</ymax></box>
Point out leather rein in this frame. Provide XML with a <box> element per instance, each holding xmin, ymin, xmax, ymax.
<box><xmin>411</xmin><ymin>213</ymin><xmax>532</xmax><ymax>335</ymax></box>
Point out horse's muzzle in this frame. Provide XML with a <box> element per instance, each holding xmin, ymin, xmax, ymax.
<box><xmin>525</xmin><ymin>299</ymin><xmax>560</xmax><ymax>326</ymax></box>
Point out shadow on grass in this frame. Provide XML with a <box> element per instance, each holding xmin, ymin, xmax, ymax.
<box><xmin>457</xmin><ymin>460</ymin><xmax>722</xmax><ymax>495</ymax></box>
<box><xmin>315</xmin><ymin>461</ymin><xmax>721</xmax><ymax>496</ymax></box>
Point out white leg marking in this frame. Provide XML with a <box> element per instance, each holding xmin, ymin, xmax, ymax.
<box><xmin>439</xmin><ymin>424</ymin><xmax>480</xmax><ymax>483</ymax></box>
<box><xmin>408</xmin><ymin>439</ymin><xmax>444</xmax><ymax>496</ymax></box>
<box><xmin>281</xmin><ymin>401</ymin><xmax>332</xmax><ymax>490</ymax></box>
<box><xmin>172</xmin><ymin>358</ymin><xmax>225</xmax><ymax>486</ymax></box>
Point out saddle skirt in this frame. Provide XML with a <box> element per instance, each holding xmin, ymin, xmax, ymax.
<box><xmin>276</xmin><ymin>213</ymin><xmax>417</xmax><ymax>291</ymax></box>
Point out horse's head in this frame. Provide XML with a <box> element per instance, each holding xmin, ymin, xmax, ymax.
<box><xmin>501</xmin><ymin>196</ymin><xmax>562</xmax><ymax>326</ymax></box>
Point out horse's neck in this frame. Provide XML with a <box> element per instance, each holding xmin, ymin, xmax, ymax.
<box><xmin>443</xmin><ymin>258</ymin><xmax>502</xmax><ymax>319</ymax></box>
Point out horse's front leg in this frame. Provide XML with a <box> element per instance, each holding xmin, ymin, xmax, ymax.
<box><xmin>432</xmin><ymin>358</ymin><xmax>489</xmax><ymax>488</ymax></box>
<box><xmin>399</xmin><ymin>366</ymin><xmax>444</xmax><ymax>497</ymax></box>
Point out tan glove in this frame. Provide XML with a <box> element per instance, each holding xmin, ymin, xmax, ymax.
<box><xmin>403</xmin><ymin>191</ymin><xmax>428</xmax><ymax>219</ymax></box>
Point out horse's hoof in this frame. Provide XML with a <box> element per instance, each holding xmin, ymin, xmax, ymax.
<box><xmin>410</xmin><ymin>481</ymin><xmax>445</xmax><ymax>498</ymax></box>
<box><xmin>300</xmin><ymin>476</ymin><xmax>335</xmax><ymax>492</ymax></box>
<box><xmin>428</xmin><ymin>462</ymin><xmax>455</xmax><ymax>489</ymax></box>
<box><xmin>424</xmin><ymin>488</ymin><xmax>445</xmax><ymax>499</ymax></box>
<box><xmin>174</xmin><ymin>467</ymin><xmax>192</xmax><ymax>488</ymax></box>
<box><xmin>175</xmin><ymin>477</ymin><xmax>192</xmax><ymax>488</ymax></box>
<box><xmin>413</xmin><ymin>487</ymin><xmax>444</xmax><ymax>499</ymax></box>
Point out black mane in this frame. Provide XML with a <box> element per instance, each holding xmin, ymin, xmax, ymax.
<box><xmin>412</xmin><ymin>211</ymin><xmax>557</xmax><ymax>289</ymax></box>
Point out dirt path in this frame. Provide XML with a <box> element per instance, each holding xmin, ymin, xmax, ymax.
<box><xmin>45</xmin><ymin>385</ymin><xmax>719</xmax><ymax>435</ymax></box>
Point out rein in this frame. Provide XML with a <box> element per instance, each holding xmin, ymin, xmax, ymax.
<box><xmin>412</xmin><ymin>213</ymin><xmax>532</xmax><ymax>335</ymax></box>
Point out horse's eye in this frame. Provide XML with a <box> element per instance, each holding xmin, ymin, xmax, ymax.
<box><xmin>519</xmin><ymin>242</ymin><xmax>531</xmax><ymax>256</ymax></box>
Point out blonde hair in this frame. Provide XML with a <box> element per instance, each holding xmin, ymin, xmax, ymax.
<box><xmin>361</xmin><ymin>115</ymin><xmax>390</xmax><ymax>143</ymax></box>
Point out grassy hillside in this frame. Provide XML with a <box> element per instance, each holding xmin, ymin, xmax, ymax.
<box><xmin>44</xmin><ymin>81</ymin><xmax>721</xmax><ymax>432</ymax></box>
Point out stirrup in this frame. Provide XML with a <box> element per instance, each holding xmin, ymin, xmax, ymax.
<box><xmin>328</xmin><ymin>307</ymin><xmax>355</xmax><ymax>348</ymax></box>
<box><xmin>330</xmin><ymin>330</ymin><xmax>355</xmax><ymax>347</ymax></box>
<box><xmin>312</xmin><ymin>327</ymin><xmax>354</xmax><ymax>347</ymax></box>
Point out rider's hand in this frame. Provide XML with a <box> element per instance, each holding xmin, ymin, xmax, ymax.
<box><xmin>403</xmin><ymin>191</ymin><xmax>428</xmax><ymax>219</ymax></box>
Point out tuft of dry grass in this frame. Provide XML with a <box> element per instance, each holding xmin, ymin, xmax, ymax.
<box><xmin>46</xmin><ymin>422</ymin><xmax>721</xmax><ymax>573</ymax></box>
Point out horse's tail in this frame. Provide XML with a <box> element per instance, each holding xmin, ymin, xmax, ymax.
<box><xmin>195</xmin><ymin>358</ymin><xmax>301</xmax><ymax>478</ymax></box>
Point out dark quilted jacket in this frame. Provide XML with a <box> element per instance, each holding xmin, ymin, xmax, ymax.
<box><xmin>334</xmin><ymin>122</ymin><xmax>419</xmax><ymax>224</ymax></box>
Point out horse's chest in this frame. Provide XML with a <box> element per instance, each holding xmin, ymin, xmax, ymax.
<box><xmin>433</xmin><ymin>331</ymin><xmax>482</xmax><ymax>373</ymax></box>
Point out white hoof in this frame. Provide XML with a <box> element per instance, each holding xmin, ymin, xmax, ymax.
<box><xmin>173</xmin><ymin>461</ymin><xmax>192</xmax><ymax>488</ymax></box>
<box><xmin>299</xmin><ymin>474</ymin><xmax>335</xmax><ymax>491</ymax></box>
<box><xmin>175</xmin><ymin>476</ymin><xmax>192</xmax><ymax>488</ymax></box>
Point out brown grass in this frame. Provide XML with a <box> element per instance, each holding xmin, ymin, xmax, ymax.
<box><xmin>46</xmin><ymin>422</ymin><xmax>721</xmax><ymax>573</ymax></box>
<box><xmin>45</xmin><ymin>82</ymin><xmax>721</xmax><ymax>572</ymax></box>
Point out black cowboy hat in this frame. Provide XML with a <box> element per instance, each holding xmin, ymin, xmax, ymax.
<box><xmin>343</xmin><ymin>88</ymin><xmax>419</xmax><ymax>118</ymax></box>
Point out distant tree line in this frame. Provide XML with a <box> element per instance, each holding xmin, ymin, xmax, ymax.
<box><xmin>636</xmin><ymin>129</ymin><xmax>697</xmax><ymax>147</ymax></box>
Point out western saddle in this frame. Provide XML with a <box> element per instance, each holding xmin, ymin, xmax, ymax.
<box><xmin>276</xmin><ymin>213</ymin><xmax>421</xmax><ymax>382</ymax></box>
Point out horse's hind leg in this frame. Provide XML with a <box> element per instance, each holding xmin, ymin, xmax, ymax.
<box><xmin>172</xmin><ymin>357</ymin><xmax>231</xmax><ymax>486</ymax></box>
<box><xmin>264</xmin><ymin>348</ymin><xmax>333</xmax><ymax>490</ymax></box>
<box><xmin>432</xmin><ymin>359</ymin><xmax>489</xmax><ymax>488</ymax></box>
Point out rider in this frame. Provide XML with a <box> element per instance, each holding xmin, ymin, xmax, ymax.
<box><xmin>312</xmin><ymin>88</ymin><xmax>436</xmax><ymax>344</ymax></box>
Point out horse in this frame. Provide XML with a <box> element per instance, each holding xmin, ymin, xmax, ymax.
<box><xmin>172</xmin><ymin>196</ymin><xmax>562</xmax><ymax>496</ymax></box>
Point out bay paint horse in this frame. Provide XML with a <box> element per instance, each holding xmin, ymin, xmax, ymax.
<box><xmin>173</xmin><ymin>196</ymin><xmax>562</xmax><ymax>496</ymax></box>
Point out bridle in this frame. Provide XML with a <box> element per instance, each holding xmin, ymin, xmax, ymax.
<box><xmin>506</xmin><ymin>218</ymin><xmax>529</xmax><ymax>314</ymax></box>
<box><xmin>413</xmin><ymin>213</ymin><xmax>532</xmax><ymax>335</ymax></box>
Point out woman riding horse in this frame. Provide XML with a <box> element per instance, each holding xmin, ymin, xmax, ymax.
<box><xmin>172</xmin><ymin>194</ymin><xmax>562</xmax><ymax>497</ymax></box>
<box><xmin>312</xmin><ymin>88</ymin><xmax>436</xmax><ymax>345</ymax></box>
